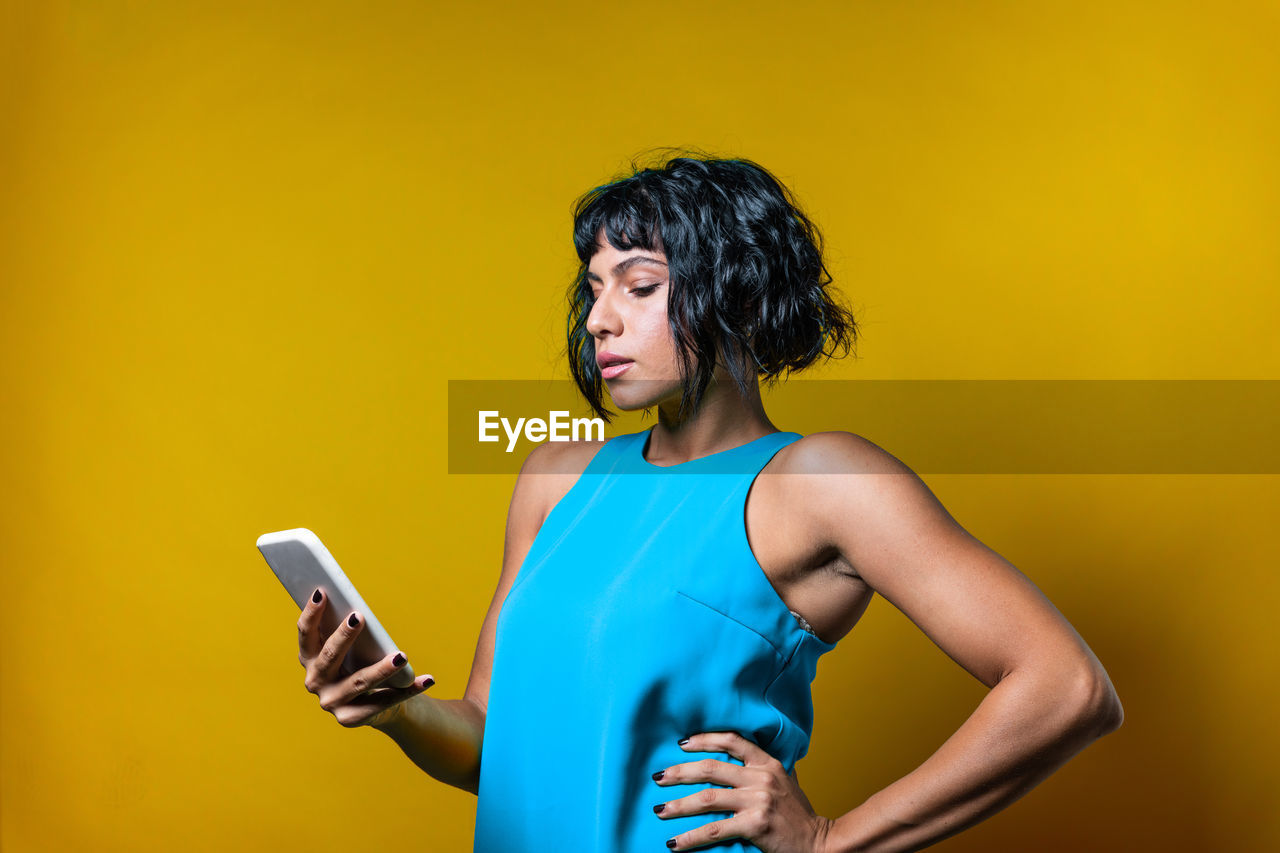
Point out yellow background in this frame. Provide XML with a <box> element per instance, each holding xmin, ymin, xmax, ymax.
<box><xmin>3</xmin><ymin>1</ymin><xmax>1277</xmax><ymax>850</ymax></box>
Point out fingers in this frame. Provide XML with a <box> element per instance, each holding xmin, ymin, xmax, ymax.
<box><xmin>296</xmin><ymin>586</ymin><xmax>327</xmax><ymax>664</ymax></box>
<box><xmin>652</xmin><ymin>780</ymin><xmax>773</xmax><ymax>853</ymax></box>
<box><xmin>653</xmin><ymin>784</ymin><xmax>761</xmax><ymax>819</ymax></box>
<box><xmin>318</xmin><ymin>651</ymin><xmax>424</xmax><ymax>711</ymax></box>
<box><xmin>678</xmin><ymin>731</ymin><xmax>778</xmax><ymax>767</ymax></box>
<box><xmin>651</xmin><ymin>734</ymin><xmax>802</xmax><ymax>852</ymax></box>
<box><xmin>296</xmin><ymin>589</ymin><xmax>436</xmax><ymax>728</ymax></box>
<box><xmin>653</xmin><ymin>756</ymin><xmax>765</xmax><ymax>790</ymax></box>
<box><xmin>660</xmin><ymin>813</ymin><xmax>758</xmax><ymax>851</ymax></box>
<box><xmin>328</xmin><ymin>672</ymin><xmax>437</xmax><ymax>729</ymax></box>
<box><xmin>304</xmin><ymin>608</ymin><xmax>365</xmax><ymax>691</ymax></box>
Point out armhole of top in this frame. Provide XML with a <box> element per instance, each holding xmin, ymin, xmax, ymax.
<box><xmin>739</xmin><ymin>434</ymin><xmax>836</xmax><ymax>649</ymax></box>
<box><xmin>507</xmin><ymin>435</ymin><xmax>628</xmax><ymax>598</ymax></box>
<box><xmin>539</xmin><ymin>432</ymin><xmax>632</xmax><ymax>522</ymax></box>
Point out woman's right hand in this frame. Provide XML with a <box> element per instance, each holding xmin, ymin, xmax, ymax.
<box><xmin>298</xmin><ymin>587</ymin><xmax>435</xmax><ymax>729</ymax></box>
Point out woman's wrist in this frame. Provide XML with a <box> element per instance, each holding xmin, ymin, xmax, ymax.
<box><xmin>368</xmin><ymin>694</ymin><xmax>485</xmax><ymax>794</ymax></box>
<box><xmin>369</xmin><ymin>692</ymin><xmax>417</xmax><ymax>734</ymax></box>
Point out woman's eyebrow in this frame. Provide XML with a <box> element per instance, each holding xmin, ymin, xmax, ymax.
<box><xmin>586</xmin><ymin>255</ymin><xmax>668</xmax><ymax>282</ymax></box>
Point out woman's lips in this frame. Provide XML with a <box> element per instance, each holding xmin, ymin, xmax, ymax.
<box><xmin>601</xmin><ymin>361</ymin><xmax>634</xmax><ymax>379</ymax></box>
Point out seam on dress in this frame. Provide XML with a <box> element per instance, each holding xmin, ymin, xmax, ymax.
<box><xmin>760</xmin><ymin>631</ymin><xmax>805</xmax><ymax>757</ymax></box>
<box><xmin>674</xmin><ymin>590</ymin><xmax>786</xmax><ymax>659</ymax></box>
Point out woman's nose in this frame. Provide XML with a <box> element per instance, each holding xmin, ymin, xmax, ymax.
<box><xmin>585</xmin><ymin>291</ymin><xmax>621</xmax><ymax>338</ymax></box>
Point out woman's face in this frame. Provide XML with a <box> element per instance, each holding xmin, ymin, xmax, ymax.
<box><xmin>585</xmin><ymin>231</ymin><xmax>685</xmax><ymax>411</ymax></box>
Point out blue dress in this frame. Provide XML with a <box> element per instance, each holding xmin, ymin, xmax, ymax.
<box><xmin>473</xmin><ymin>427</ymin><xmax>837</xmax><ymax>851</ymax></box>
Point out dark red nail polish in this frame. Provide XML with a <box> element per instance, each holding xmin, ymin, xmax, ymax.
<box><xmin>312</xmin><ymin>588</ymin><xmax>322</xmax><ymax>604</ymax></box>
<box><xmin>392</xmin><ymin>653</ymin><xmax>406</xmax><ymax>667</ymax></box>
<box><xmin>652</xmin><ymin>770</ymin><xmax>665</xmax><ymax>781</ymax></box>
<box><xmin>653</xmin><ymin>803</ymin><xmax>666</xmax><ymax>814</ymax></box>
<box><xmin>666</xmin><ymin>840</ymin><xmax>677</xmax><ymax>850</ymax></box>
<box><xmin>348</xmin><ymin>613</ymin><xmax>359</xmax><ymax>628</ymax></box>
<box><xmin>677</xmin><ymin>737</ymin><xmax>689</xmax><ymax>746</ymax></box>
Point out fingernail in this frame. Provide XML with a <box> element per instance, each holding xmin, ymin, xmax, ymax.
<box><xmin>312</xmin><ymin>588</ymin><xmax>322</xmax><ymax>604</ymax></box>
<box><xmin>392</xmin><ymin>653</ymin><xmax>406</xmax><ymax>667</ymax></box>
<box><xmin>666</xmin><ymin>840</ymin><xmax>677</xmax><ymax>850</ymax></box>
<box><xmin>347</xmin><ymin>613</ymin><xmax>359</xmax><ymax>628</ymax></box>
<box><xmin>652</xmin><ymin>803</ymin><xmax>666</xmax><ymax>814</ymax></box>
<box><xmin>422</xmin><ymin>676</ymin><xmax>435</xmax><ymax>688</ymax></box>
<box><xmin>651</xmin><ymin>770</ymin><xmax>665</xmax><ymax>781</ymax></box>
<box><xmin>677</xmin><ymin>737</ymin><xmax>689</xmax><ymax>746</ymax></box>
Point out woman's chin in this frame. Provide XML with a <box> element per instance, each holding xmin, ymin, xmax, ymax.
<box><xmin>605</xmin><ymin>393</ymin><xmax>659</xmax><ymax>412</ymax></box>
<box><xmin>604</xmin><ymin>379</ymin><xmax>680</xmax><ymax>412</ymax></box>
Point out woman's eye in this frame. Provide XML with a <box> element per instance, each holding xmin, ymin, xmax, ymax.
<box><xmin>630</xmin><ymin>283</ymin><xmax>660</xmax><ymax>296</ymax></box>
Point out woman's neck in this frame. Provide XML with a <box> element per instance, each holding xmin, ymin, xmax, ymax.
<box><xmin>648</xmin><ymin>371</ymin><xmax>778</xmax><ymax>465</ymax></box>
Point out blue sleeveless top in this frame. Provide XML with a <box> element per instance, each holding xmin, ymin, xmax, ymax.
<box><xmin>473</xmin><ymin>427</ymin><xmax>837</xmax><ymax>852</ymax></box>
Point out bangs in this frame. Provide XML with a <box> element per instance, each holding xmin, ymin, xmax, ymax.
<box><xmin>571</xmin><ymin>178</ymin><xmax>666</xmax><ymax>262</ymax></box>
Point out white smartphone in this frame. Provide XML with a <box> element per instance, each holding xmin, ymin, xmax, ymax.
<box><xmin>257</xmin><ymin>528</ymin><xmax>416</xmax><ymax>689</ymax></box>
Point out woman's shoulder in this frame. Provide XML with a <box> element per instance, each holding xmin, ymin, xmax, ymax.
<box><xmin>768</xmin><ymin>432</ymin><xmax>947</xmax><ymax>565</ymax></box>
<box><xmin>520</xmin><ymin>435</ymin><xmax>613</xmax><ymax>479</ymax></box>
<box><xmin>511</xmin><ymin>437</ymin><xmax>614</xmax><ymax>524</ymax></box>
<box><xmin>774</xmin><ymin>429</ymin><xmax>920</xmax><ymax>478</ymax></box>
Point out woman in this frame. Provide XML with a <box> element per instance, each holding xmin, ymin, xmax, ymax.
<box><xmin>295</xmin><ymin>154</ymin><xmax>1123</xmax><ymax>852</ymax></box>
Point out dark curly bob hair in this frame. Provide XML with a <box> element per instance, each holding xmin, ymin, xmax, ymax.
<box><xmin>565</xmin><ymin>150</ymin><xmax>859</xmax><ymax>422</ymax></box>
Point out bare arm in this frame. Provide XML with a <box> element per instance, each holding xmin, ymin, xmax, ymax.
<box><xmin>791</xmin><ymin>433</ymin><xmax>1123</xmax><ymax>853</ymax></box>
<box><xmin>371</xmin><ymin>440</ymin><xmax>595</xmax><ymax>794</ymax></box>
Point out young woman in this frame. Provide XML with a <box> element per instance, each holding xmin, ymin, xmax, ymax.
<box><xmin>295</xmin><ymin>154</ymin><xmax>1123</xmax><ymax>852</ymax></box>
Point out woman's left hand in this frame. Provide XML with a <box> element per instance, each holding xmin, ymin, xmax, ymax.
<box><xmin>652</xmin><ymin>731</ymin><xmax>834</xmax><ymax>852</ymax></box>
